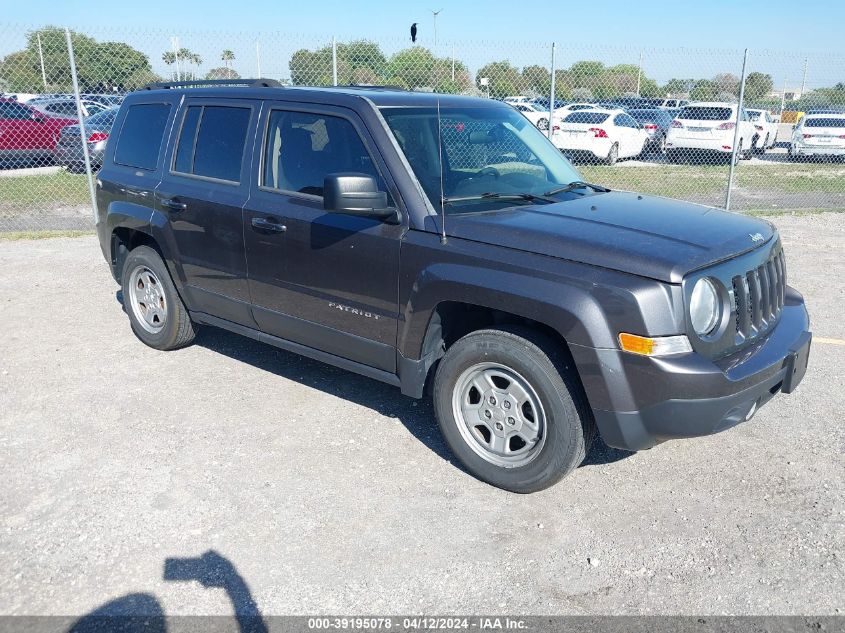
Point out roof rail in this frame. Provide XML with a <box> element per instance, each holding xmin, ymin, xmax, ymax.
<box><xmin>141</xmin><ymin>78</ymin><xmax>282</xmax><ymax>91</ymax></box>
<box><xmin>330</xmin><ymin>84</ymin><xmax>408</xmax><ymax>92</ymax></box>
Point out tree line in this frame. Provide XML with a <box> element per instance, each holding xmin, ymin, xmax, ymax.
<box><xmin>1</xmin><ymin>27</ymin><xmax>842</xmax><ymax>111</ymax></box>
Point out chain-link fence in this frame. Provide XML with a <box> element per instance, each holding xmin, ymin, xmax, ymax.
<box><xmin>1</xmin><ymin>24</ymin><xmax>844</xmax><ymax>232</ymax></box>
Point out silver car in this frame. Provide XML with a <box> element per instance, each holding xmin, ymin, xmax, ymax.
<box><xmin>54</xmin><ymin>107</ymin><xmax>117</xmax><ymax>172</ymax></box>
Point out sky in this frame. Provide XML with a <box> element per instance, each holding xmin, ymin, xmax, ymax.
<box><xmin>2</xmin><ymin>0</ymin><xmax>843</xmax><ymax>89</ymax></box>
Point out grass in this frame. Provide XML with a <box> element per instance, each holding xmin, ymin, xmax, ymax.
<box><xmin>0</xmin><ymin>170</ymin><xmax>90</xmax><ymax>209</ymax></box>
<box><xmin>580</xmin><ymin>162</ymin><xmax>845</xmax><ymax>199</ymax></box>
<box><xmin>0</xmin><ymin>229</ymin><xmax>93</xmax><ymax>241</ymax></box>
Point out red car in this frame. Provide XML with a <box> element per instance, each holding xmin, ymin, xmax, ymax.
<box><xmin>0</xmin><ymin>98</ymin><xmax>77</xmax><ymax>167</ymax></box>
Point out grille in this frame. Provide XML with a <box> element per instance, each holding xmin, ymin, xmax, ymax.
<box><xmin>730</xmin><ymin>249</ymin><xmax>786</xmax><ymax>343</ymax></box>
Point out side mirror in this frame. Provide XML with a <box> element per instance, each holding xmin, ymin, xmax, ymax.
<box><xmin>323</xmin><ymin>173</ymin><xmax>397</xmax><ymax>222</ymax></box>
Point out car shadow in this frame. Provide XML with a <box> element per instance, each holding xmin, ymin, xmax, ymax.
<box><xmin>67</xmin><ymin>550</ymin><xmax>267</xmax><ymax>633</ymax></box>
<box><xmin>194</xmin><ymin>325</ymin><xmax>631</xmax><ymax>473</ymax></box>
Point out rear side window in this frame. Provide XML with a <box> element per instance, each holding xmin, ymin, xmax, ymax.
<box><xmin>678</xmin><ymin>107</ymin><xmax>733</xmax><ymax>121</ymax></box>
<box><xmin>563</xmin><ymin>112</ymin><xmax>609</xmax><ymax>124</ymax></box>
<box><xmin>173</xmin><ymin>105</ymin><xmax>251</xmax><ymax>182</ymax></box>
<box><xmin>805</xmin><ymin>117</ymin><xmax>845</xmax><ymax>128</ymax></box>
<box><xmin>114</xmin><ymin>103</ymin><xmax>171</xmax><ymax>171</ymax></box>
<box><xmin>0</xmin><ymin>101</ymin><xmax>36</xmax><ymax>120</ymax></box>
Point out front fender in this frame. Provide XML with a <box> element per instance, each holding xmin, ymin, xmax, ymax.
<box><xmin>397</xmin><ymin>232</ymin><xmax>683</xmax><ymax>361</ymax></box>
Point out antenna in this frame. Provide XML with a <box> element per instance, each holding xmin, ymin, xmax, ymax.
<box><xmin>436</xmin><ymin>95</ymin><xmax>447</xmax><ymax>245</ymax></box>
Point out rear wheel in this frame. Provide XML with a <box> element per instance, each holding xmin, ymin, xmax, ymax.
<box><xmin>121</xmin><ymin>245</ymin><xmax>196</xmax><ymax>351</ymax></box>
<box><xmin>433</xmin><ymin>327</ymin><xmax>595</xmax><ymax>493</ymax></box>
<box><xmin>605</xmin><ymin>143</ymin><xmax>619</xmax><ymax>166</ymax></box>
<box><xmin>537</xmin><ymin>117</ymin><xmax>549</xmax><ymax>131</ymax></box>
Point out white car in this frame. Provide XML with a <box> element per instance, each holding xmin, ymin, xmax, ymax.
<box><xmin>503</xmin><ymin>96</ymin><xmax>531</xmax><ymax>105</ymax></box>
<box><xmin>746</xmin><ymin>108</ymin><xmax>778</xmax><ymax>152</ymax></box>
<box><xmin>789</xmin><ymin>114</ymin><xmax>845</xmax><ymax>161</ymax></box>
<box><xmin>665</xmin><ymin>102</ymin><xmax>755</xmax><ymax>164</ymax></box>
<box><xmin>551</xmin><ymin>108</ymin><xmax>648</xmax><ymax>165</ymax></box>
<box><xmin>511</xmin><ymin>102</ymin><xmax>552</xmax><ymax>130</ymax></box>
<box><xmin>552</xmin><ymin>102</ymin><xmax>599</xmax><ymax>118</ymax></box>
<box><xmin>653</xmin><ymin>98</ymin><xmax>689</xmax><ymax>109</ymax></box>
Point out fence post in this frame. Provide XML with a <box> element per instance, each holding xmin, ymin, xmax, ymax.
<box><xmin>65</xmin><ymin>28</ymin><xmax>98</xmax><ymax>224</ymax></box>
<box><xmin>547</xmin><ymin>42</ymin><xmax>556</xmax><ymax>140</ymax></box>
<box><xmin>725</xmin><ymin>48</ymin><xmax>749</xmax><ymax>212</ymax></box>
<box><xmin>37</xmin><ymin>32</ymin><xmax>48</xmax><ymax>90</ymax></box>
<box><xmin>332</xmin><ymin>37</ymin><xmax>338</xmax><ymax>86</ymax></box>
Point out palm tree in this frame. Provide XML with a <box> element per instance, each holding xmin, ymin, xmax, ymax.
<box><xmin>221</xmin><ymin>49</ymin><xmax>235</xmax><ymax>71</ymax></box>
<box><xmin>162</xmin><ymin>48</ymin><xmax>203</xmax><ymax>80</ymax></box>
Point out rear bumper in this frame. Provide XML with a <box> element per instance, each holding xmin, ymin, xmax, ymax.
<box><xmin>551</xmin><ymin>134</ymin><xmax>610</xmax><ymax>158</ymax></box>
<box><xmin>570</xmin><ymin>288</ymin><xmax>810</xmax><ymax>451</ymax></box>
<box><xmin>791</xmin><ymin>144</ymin><xmax>845</xmax><ymax>156</ymax></box>
<box><xmin>54</xmin><ymin>144</ymin><xmax>105</xmax><ymax>166</ymax></box>
<box><xmin>666</xmin><ymin>137</ymin><xmax>733</xmax><ymax>152</ymax></box>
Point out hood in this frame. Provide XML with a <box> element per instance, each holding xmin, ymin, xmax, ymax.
<box><xmin>443</xmin><ymin>191</ymin><xmax>775</xmax><ymax>283</ymax></box>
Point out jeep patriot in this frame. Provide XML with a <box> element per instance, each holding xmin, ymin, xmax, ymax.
<box><xmin>95</xmin><ymin>79</ymin><xmax>811</xmax><ymax>492</ymax></box>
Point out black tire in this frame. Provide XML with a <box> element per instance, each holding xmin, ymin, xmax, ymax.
<box><xmin>537</xmin><ymin>117</ymin><xmax>549</xmax><ymax>131</ymax></box>
<box><xmin>433</xmin><ymin>327</ymin><xmax>595</xmax><ymax>493</ymax></box>
<box><xmin>121</xmin><ymin>245</ymin><xmax>196</xmax><ymax>350</ymax></box>
<box><xmin>666</xmin><ymin>149</ymin><xmax>682</xmax><ymax>163</ymax></box>
<box><xmin>605</xmin><ymin>143</ymin><xmax>619</xmax><ymax>166</ymax></box>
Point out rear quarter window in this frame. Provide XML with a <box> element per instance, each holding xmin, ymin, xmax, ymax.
<box><xmin>173</xmin><ymin>105</ymin><xmax>251</xmax><ymax>182</ymax></box>
<box><xmin>114</xmin><ymin>103</ymin><xmax>172</xmax><ymax>171</ymax></box>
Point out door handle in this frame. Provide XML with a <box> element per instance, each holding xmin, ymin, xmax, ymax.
<box><xmin>161</xmin><ymin>198</ymin><xmax>187</xmax><ymax>212</ymax></box>
<box><xmin>251</xmin><ymin>217</ymin><xmax>287</xmax><ymax>233</ymax></box>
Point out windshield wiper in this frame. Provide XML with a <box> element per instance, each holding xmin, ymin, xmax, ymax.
<box><xmin>443</xmin><ymin>191</ymin><xmax>557</xmax><ymax>205</ymax></box>
<box><xmin>544</xmin><ymin>181</ymin><xmax>611</xmax><ymax>196</ymax></box>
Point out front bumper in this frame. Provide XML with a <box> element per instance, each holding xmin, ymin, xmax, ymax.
<box><xmin>570</xmin><ymin>288</ymin><xmax>810</xmax><ymax>451</ymax></box>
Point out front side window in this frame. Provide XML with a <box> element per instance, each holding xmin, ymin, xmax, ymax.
<box><xmin>114</xmin><ymin>103</ymin><xmax>171</xmax><ymax>171</ymax></box>
<box><xmin>381</xmin><ymin>105</ymin><xmax>582</xmax><ymax>215</ymax></box>
<box><xmin>173</xmin><ymin>105</ymin><xmax>251</xmax><ymax>182</ymax></box>
<box><xmin>262</xmin><ymin>110</ymin><xmax>388</xmax><ymax>199</ymax></box>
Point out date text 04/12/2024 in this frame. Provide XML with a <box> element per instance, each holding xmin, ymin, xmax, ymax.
<box><xmin>307</xmin><ymin>617</ymin><xmax>528</xmax><ymax>630</ymax></box>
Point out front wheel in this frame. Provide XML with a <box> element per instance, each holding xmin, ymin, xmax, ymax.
<box><xmin>121</xmin><ymin>245</ymin><xmax>196</xmax><ymax>350</ymax></box>
<box><xmin>537</xmin><ymin>117</ymin><xmax>549</xmax><ymax>131</ymax></box>
<box><xmin>433</xmin><ymin>328</ymin><xmax>595</xmax><ymax>493</ymax></box>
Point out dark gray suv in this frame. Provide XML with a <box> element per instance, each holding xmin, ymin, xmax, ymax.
<box><xmin>95</xmin><ymin>80</ymin><xmax>811</xmax><ymax>493</ymax></box>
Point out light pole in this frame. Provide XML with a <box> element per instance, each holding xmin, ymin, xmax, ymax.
<box><xmin>431</xmin><ymin>9</ymin><xmax>442</xmax><ymax>47</ymax></box>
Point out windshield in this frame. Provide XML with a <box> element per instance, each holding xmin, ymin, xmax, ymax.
<box><xmin>85</xmin><ymin>108</ymin><xmax>117</xmax><ymax>127</ymax></box>
<box><xmin>380</xmin><ymin>105</ymin><xmax>582</xmax><ymax>214</ymax></box>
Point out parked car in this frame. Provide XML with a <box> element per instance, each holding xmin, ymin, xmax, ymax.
<box><xmin>0</xmin><ymin>98</ymin><xmax>78</xmax><ymax>167</ymax></box>
<box><xmin>598</xmin><ymin>97</ymin><xmax>654</xmax><ymax>111</ymax></box>
<box><xmin>652</xmin><ymin>98</ymin><xmax>689</xmax><ymax>109</ymax></box>
<box><xmin>531</xmin><ymin>97</ymin><xmax>567</xmax><ymax>110</ymax></box>
<box><xmin>54</xmin><ymin>107</ymin><xmax>118</xmax><ymax>172</ymax></box>
<box><xmin>553</xmin><ymin>102</ymin><xmax>599</xmax><ymax>118</ymax></box>
<box><xmin>746</xmin><ymin>108</ymin><xmax>778</xmax><ymax>152</ymax></box>
<box><xmin>665</xmin><ymin>102</ymin><xmax>755</xmax><ymax>164</ymax></box>
<box><xmin>788</xmin><ymin>113</ymin><xmax>845</xmax><ymax>161</ymax></box>
<box><xmin>552</xmin><ymin>108</ymin><xmax>648</xmax><ymax>164</ymax></box>
<box><xmin>31</xmin><ymin>97</ymin><xmax>110</xmax><ymax>121</ymax></box>
<box><xmin>503</xmin><ymin>96</ymin><xmax>531</xmax><ymax>105</ymax></box>
<box><xmin>96</xmin><ymin>81</ymin><xmax>810</xmax><ymax>493</ymax></box>
<box><xmin>627</xmin><ymin>108</ymin><xmax>678</xmax><ymax>154</ymax></box>
<box><xmin>82</xmin><ymin>93</ymin><xmax>125</xmax><ymax>107</ymax></box>
<box><xmin>511</xmin><ymin>102</ymin><xmax>552</xmax><ymax>130</ymax></box>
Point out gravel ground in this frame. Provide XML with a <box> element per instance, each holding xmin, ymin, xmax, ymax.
<box><xmin>0</xmin><ymin>213</ymin><xmax>843</xmax><ymax>618</ymax></box>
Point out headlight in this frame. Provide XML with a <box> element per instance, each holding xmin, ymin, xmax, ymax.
<box><xmin>690</xmin><ymin>277</ymin><xmax>720</xmax><ymax>336</ymax></box>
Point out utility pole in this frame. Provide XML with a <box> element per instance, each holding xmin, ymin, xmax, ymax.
<box><xmin>780</xmin><ymin>76</ymin><xmax>787</xmax><ymax>115</ymax></box>
<box><xmin>431</xmin><ymin>9</ymin><xmax>442</xmax><ymax>47</ymax></box>
<box><xmin>800</xmin><ymin>57</ymin><xmax>808</xmax><ymax>97</ymax></box>
<box><xmin>37</xmin><ymin>32</ymin><xmax>47</xmax><ymax>90</ymax></box>
<box><xmin>256</xmin><ymin>39</ymin><xmax>262</xmax><ymax>78</ymax></box>
<box><xmin>170</xmin><ymin>37</ymin><xmax>180</xmax><ymax>81</ymax></box>
<box><xmin>636</xmin><ymin>51</ymin><xmax>643</xmax><ymax>97</ymax></box>
<box><xmin>451</xmin><ymin>44</ymin><xmax>455</xmax><ymax>82</ymax></box>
